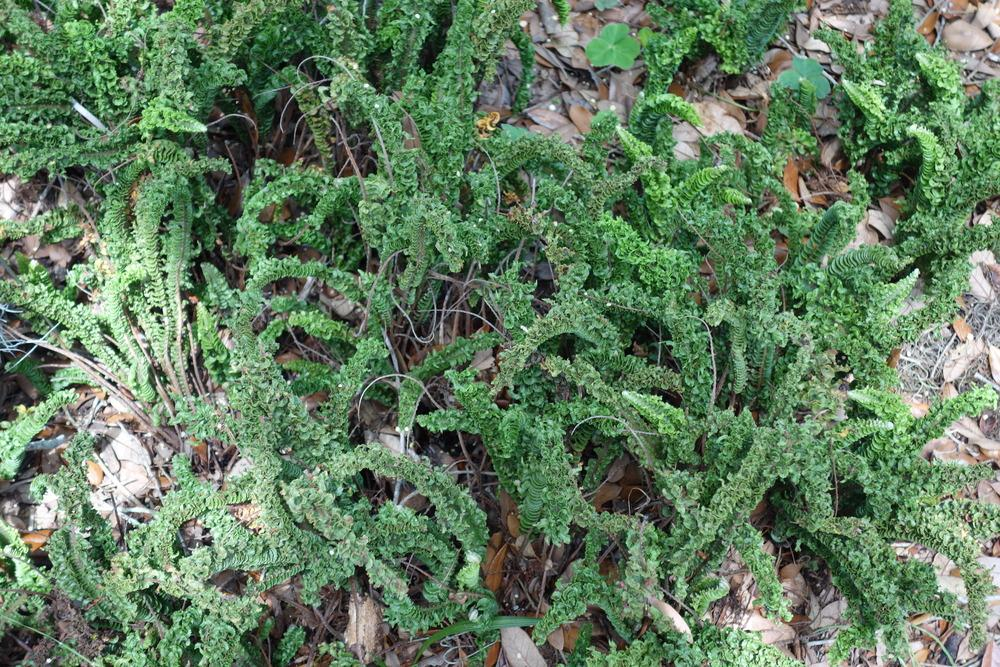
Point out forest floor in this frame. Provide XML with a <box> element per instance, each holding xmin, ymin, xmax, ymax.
<box><xmin>4</xmin><ymin>0</ymin><xmax>1000</xmax><ymax>665</ymax></box>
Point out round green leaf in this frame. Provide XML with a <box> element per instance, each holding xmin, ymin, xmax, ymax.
<box><xmin>585</xmin><ymin>23</ymin><xmax>641</xmax><ymax>69</ymax></box>
<box><xmin>775</xmin><ymin>56</ymin><xmax>831</xmax><ymax>99</ymax></box>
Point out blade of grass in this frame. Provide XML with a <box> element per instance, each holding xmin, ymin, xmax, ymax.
<box><xmin>417</xmin><ymin>615</ymin><xmax>539</xmax><ymax>657</ymax></box>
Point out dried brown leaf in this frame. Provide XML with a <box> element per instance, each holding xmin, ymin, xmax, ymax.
<box><xmin>500</xmin><ymin>627</ymin><xmax>546</xmax><ymax>667</ymax></box>
<box><xmin>646</xmin><ymin>595</ymin><xmax>692</xmax><ymax>639</ymax></box>
<box><xmin>943</xmin><ymin>20</ymin><xmax>994</xmax><ymax>51</ymax></box>
<box><xmin>865</xmin><ymin>209</ymin><xmax>895</xmax><ymax>240</ymax></box>
<box><xmin>743</xmin><ymin>610</ymin><xmax>796</xmax><ymax>644</ymax></box>
<box><xmin>780</xmin><ymin>563</ymin><xmax>808</xmax><ymax>607</ymax></box>
<box><xmin>568</xmin><ymin>104</ymin><xmax>593</xmax><ymax>133</ymax></box>
<box><xmin>990</xmin><ymin>345</ymin><xmax>1000</xmax><ymax>384</ymax></box>
<box><xmin>918</xmin><ymin>11</ymin><xmax>940</xmax><ymax>36</ymax></box>
<box><xmin>85</xmin><ymin>460</ymin><xmax>104</xmax><ymax>486</ymax></box>
<box><xmin>942</xmin><ymin>336</ymin><xmax>986</xmax><ymax>382</ymax></box>
<box><xmin>694</xmin><ymin>100</ymin><xmax>744</xmax><ymax>136</ymax></box>
<box><xmin>526</xmin><ymin>107</ymin><xmax>569</xmax><ymax>130</ymax></box>
<box><xmin>952</xmin><ymin>417</ymin><xmax>1000</xmax><ymax>452</ymax></box>
<box><xmin>98</xmin><ymin>428</ymin><xmax>153</xmax><ymax>498</ymax></box>
<box><xmin>974</xmin><ymin>2</ymin><xmax>999</xmax><ymax>30</ymax></box>
<box><xmin>983</xmin><ymin>640</ymin><xmax>1000</xmax><ymax>667</ymax></box>
<box><xmin>811</xmin><ymin>599</ymin><xmax>846</xmax><ymax>631</ymax></box>
<box><xmin>783</xmin><ymin>159</ymin><xmax>800</xmax><ymax>200</ymax></box>
<box><xmin>953</xmin><ymin>317</ymin><xmax>973</xmax><ymax>341</ymax></box>
<box><xmin>483</xmin><ymin>532</ymin><xmax>508</xmax><ymax>594</ymax></box>
<box><xmin>970</xmin><ymin>265</ymin><xmax>998</xmax><ymax>301</ymax></box>
<box><xmin>20</xmin><ymin>529</ymin><xmax>53</xmax><ymax>553</ymax></box>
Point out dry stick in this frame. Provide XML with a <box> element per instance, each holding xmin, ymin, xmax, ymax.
<box><xmin>185</xmin><ymin>320</ymin><xmax>209</xmax><ymax>398</ymax></box>
<box><xmin>1</xmin><ymin>325</ymin><xmax>175</xmax><ymax>446</ymax></box>
<box><xmin>127</xmin><ymin>317</ymin><xmax>177</xmax><ymax>420</ymax></box>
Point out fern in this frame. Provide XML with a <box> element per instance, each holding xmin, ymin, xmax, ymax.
<box><xmin>3</xmin><ymin>0</ymin><xmax>1000</xmax><ymax>664</ymax></box>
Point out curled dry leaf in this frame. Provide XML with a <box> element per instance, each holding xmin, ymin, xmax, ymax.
<box><xmin>646</xmin><ymin>595</ymin><xmax>693</xmax><ymax>639</ymax></box>
<box><xmin>984</xmin><ymin>640</ymin><xmax>1000</xmax><ymax>667</ymax></box>
<box><xmin>694</xmin><ymin>100</ymin><xmax>744</xmax><ymax>136</ymax></box>
<box><xmin>85</xmin><ymin>459</ymin><xmax>104</xmax><ymax>486</ymax></box>
<box><xmin>783</xmin><ymin>158</ymin><xmax>800</xmax><ymax>201</ymax></box>
<box><xmin>500</xmin><ymin>626</ymin><xmax>547</xmax><ymax>667</ymax></box>
<box><xmin>943</xmin><ymin>20</ymin><xmax>994</xmax><ymax>51</ymax></box>
<box><xmin>865</xmin><ymin>208</ymin><xmax>895</xmax><ymax>240</ymax></box>
<box><xmin>98</xmin><ymin>428</ymin><xmax>154</xmax><ymax>498</ymax></box>
<box><xmin>918</xmin><ymin>11</ymin><xmax>940</xmax><ymax>37</ymax></box>
<box><xmin>953</xmin><ymin>317</ymin><xmax>973</xmax><ymax>342</ymax></box>
<box><xmin>970</xmin><ymin>265</ymin><xmax>999</xmax><ymax>301</ymax></box>
<box><xmin>567</xmin><ymin>104</ymin><xmax>593</xmax><ymax>133</ymax></box>
<box><xmin>974</xmin><ymin>2</ymin><xmax>999</xmax><ymax>30</ymax></box>
<box><xmin>989</xmin><ymin>345</ymin><xmax>1000</xmax><ymax>384</ymax></box>
<box><xmin>942</xmin><ymin>336</ymin><xmax>986</xmax><ymax>382</ymax></box>
<box><xmin>20</xmin><ymin>529</ymin><xmax>53</xmax><ymax>552</ymax></box>
<box><xmin>779</xmin><ymin>563</ymin><xmax>808</xmax><ymax>607</ymax></box>
<box><xmin>743</xmin><ymin>610</ymin><xmax>796</xmax><ymax>645</ymax></box>
<box><xmin>951</xmin><ymin>417</ymin><xmax>1000</xmax><ymax>453</ymax></box>
<box><xmin>483</xmin><ymin>532</ymin><xmax>508</xmax><ymax>594</ymax></box>
<box><xmin>810</xmin><ymin>599</ymin><xmax>847</xmax><ymax>631</ymax></box>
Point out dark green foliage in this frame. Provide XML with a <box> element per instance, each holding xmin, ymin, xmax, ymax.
<box><xmin>0</xmin><ymin>389</ymin><xmax>75</xmax><ymax>479</ymax></box>
<box><xmin>3</xmin><ymin>0</ymin><xmax>1000</xmax><ymax>664</ymax></box>
<box><xmin>646</xmin><ymin>0</ymin><xmax>800</xmax><ymax>74</ymax></box>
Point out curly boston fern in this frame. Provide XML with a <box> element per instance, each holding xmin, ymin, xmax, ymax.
<box><xmin>2</xmin><ymin>0</ymin><xmax>1000</xmax><ymax>664</ymax></box>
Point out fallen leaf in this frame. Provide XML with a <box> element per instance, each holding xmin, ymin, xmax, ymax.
<box><xmin>743</xmin><ymin>610</ymin><xmax>796</xmax><ymax>644</ymax></box>
<box><xmin>943</xmin><ymin>20</ymin><xmax>994</xmax><ymax>51</ymax></box>
<box><xmin>672</xmin><ymin>122</ymin><xmax>701</xmax><ymax>159</ymax></box>
<box><xmin>990</xmin><ymin>345</ymin><xmax>1000</xmax><ymax>383</ymax></box>
<box><xmin>85</xmin><ymin>459</ymin><xmax>104</xmax><ymax>486</ymax></box>
<box><xmin>971</xmin><ymin>265</ymin><xmax>999</xmax><ymax>300</ymax></box>
<box><xmin>98</xmin><ymin>428</ymin><xmax>154</xmax><ymax>498</ymax></box>
<box><xmin>483</xmin><ymin>532</ymin><xmax>508</xmax><ymax>594</ymax></box>
<box><xmin>20</xmin><ymin>529</ymin><xmax>53</xmax><ymax>552</ymax></box>
<box><xmin>484</xmin><ymin>642</ymin><xmax>501</xmax><ymax>667</ymax></box>
<box><xmin>694</xmin><ymin>100</ymin><xmax>744</xmax><ymax>135</ymax></box>
<box><xmin>526</xmin><ymin>107</ymin><xmax>570</xmax><ymax>130</ymax></box>
<box><xmin>974</xmin><ymin>2</ymin><xmax>999</xmax><ymax>30</ymax></box>
<box><xmin>811</xmin><ymin>599</ymin><xmax>846</xmax><ymax>630</ymax></box>
<box><xmin>780</xmin><ymin>563</ymin><xmax>808</xmax><ymax>607</ymax></box>
<box><xmin>952</xmin><ymin>417</ymin><xmax>1000</xmax><ymax>452</ymax></box>
<box><xmin>783</xmin><ymin>159</ymin><xmax>800</xmax><ymax>200</ymax></box>
<box><xmin>500</xmin><ymin>626</ymin><xmax>546</xmax><ymax>667</ymax></box>
<box><xmin>562</xmin><ymin>624</ymin><xmax>580</xmax><ymax>652</ymax></box>
<box><xmin>983</xmin><ymin>640</ymin><xmax>1000</xmax><ymax>667</ymax></box>
<box><xmin>592</xmin><ymin>482</ymin><xmax>621</xmax><ymax>510</ymax></box>
<box><xmin>953</xmin><ymin>317</ymin><xmax>973</xmax><ymax>341</ymax></box>
<box><xmin>865</xmin><ymin>209</ymin><xmax>896</xmax><ymax>240</ymax></box>
<box><xmin>546</xmin><ymin>627</ymin><xmax>565</xmax><ymax>651</ymax></box>
<box><xmin>820</xmin><ymin>138</ymin><xmax>843</xmax><ymax>169</ymax></box>
<box><xmin>567</xmin><ymin>104</ymin><xmax>593</xmax><ymax>133</ymax></box>
<box><xmin>904</xmin><ymin>396</ymin><xmax>930</xmax><ymax>417</ymax></box>
<box><xmin>36</xmin><ymin>243</ymin><xmax>72</xmax><ymax>268</ymax></box>
<box><xmin>646</xmin><ymin>595</ymin><xmax>693</xmax><ymax>639</ymax></box>
<box><xmin>942</xmin><ymin>336</ymin><xmax>986</xmax><ymax>382</ymax></box>
<box><xmin>918</xmin><ymin>11</ymin><xmax>940</xmax><ymax>36</ymax></box>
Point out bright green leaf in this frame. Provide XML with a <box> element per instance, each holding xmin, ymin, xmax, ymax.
<box><xmin>585</xmin><ymin>23</ymin><xmax>641</xmax><ymax>70</ymax></box>
<box><xmin>775</xmin><ymin>55</ymin><xmax>831</xmax><ymax>99</ymax></box>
